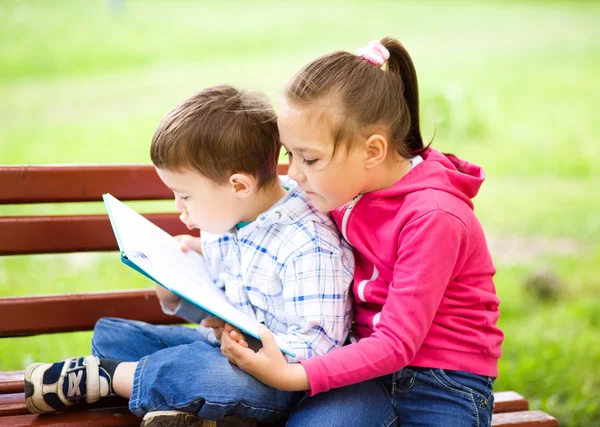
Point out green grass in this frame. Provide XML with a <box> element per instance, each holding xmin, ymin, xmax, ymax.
<box><xmin>1</xmin><ymin>1</ymin><xmax>599</xmax><ymax>425</ymax></box>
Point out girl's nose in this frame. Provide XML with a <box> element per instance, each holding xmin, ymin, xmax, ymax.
<box><xmin>287</xmin><ymin>159</ymin><xmax>306</xmax><ymax>183</ymax></box>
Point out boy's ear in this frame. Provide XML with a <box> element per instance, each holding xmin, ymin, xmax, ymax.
<box><xmin>363</xmin><ymin>134</ymin><xmax>388</xmax><ymax>169</ymax></box>
<box><xmin>229</xmin><ymin>173</ymin><xmax>255</xmax><ymax>198</ymax></box>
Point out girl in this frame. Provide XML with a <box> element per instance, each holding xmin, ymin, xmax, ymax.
<box><xmin>220</xmin><ymin>37</ymin><xmax>504</xmax><ymax>427</ymax></box>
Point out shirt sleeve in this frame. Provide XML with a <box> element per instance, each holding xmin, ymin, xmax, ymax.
<box><xmin>160</xmin><ymin>298</ymin><xmax>210</xmax><ymax>324</ymax></box>
<box><xmin>274</xmin><ymin>232</ymin><xmax>354</xmax><ymax>363</ymax></box>
<box><xmin>299</xmin><ymin>210</ymin><xmax>468</xmax><ymax>394</ymax></box>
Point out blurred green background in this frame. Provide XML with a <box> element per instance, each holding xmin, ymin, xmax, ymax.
<box><xmin>0</xmin><ymin>0</ymin><xmax>599</xmax><ymax>425</ymax></box>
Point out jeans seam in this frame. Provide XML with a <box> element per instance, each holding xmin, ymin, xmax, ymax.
<box><xmin>429</xmin><ymin>370</ymin><xmax>479</xmax><ymax>427</ymax></box>
<box><xmin>391</xmin><ymin>368</ymin><xmax>418</xmax><ymax>394</ymax></box>
<box><xmin>130</xmin><ymin>356</ymin><xmax>148</xmax><ymax>413</ymax></box>
<box><xmin>384</xmin><ymin>415</ymin><xmax>398</xmax><ymax>427</ymax></box>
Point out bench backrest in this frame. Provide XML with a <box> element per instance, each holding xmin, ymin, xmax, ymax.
<box><xmin>0</xmin><ymin>164</ymin><xmax>289</xmax><ymax>337</ymax></box>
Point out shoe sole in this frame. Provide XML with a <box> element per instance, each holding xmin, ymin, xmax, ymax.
<box><xmin>24</xmin><ymin>363</ymin><xmax>50</xmax><ymax>414</ymax></box>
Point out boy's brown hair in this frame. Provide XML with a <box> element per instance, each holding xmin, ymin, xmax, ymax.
<box><xmin>151</xmin><ymin>85</ymin><xmax>280</xmax><ymax>189</ymax></box>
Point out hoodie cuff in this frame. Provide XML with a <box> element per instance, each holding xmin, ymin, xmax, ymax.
<box><xmin>298</xmin><ymin>356</ymin><xmax>329</xmax><ymax>396</ymax></box>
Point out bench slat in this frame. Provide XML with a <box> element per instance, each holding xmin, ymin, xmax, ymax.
<box><xmin>0</xmin><ymin>165</ymin><xmax>170</xmax><ymax>204</ymax></box>
<box><xmin>491</xmin><ymin>410</ymin><xmax>558</xmax><ymax>426</ymax></box>
<box><xmin>0</xmin><ymin>372</ymin><xmax>25</xmax><ymax>394</ymax></box>
<box><xmin>493</xmin><ymin>391</ymin><xmax>529</xmax><ymax>413</ymax></box>
<box><xmin>0</xmin><ymin>406</ymin><xmax>559</xmax><ymax>427</ymax></box>
<box><xmin>0</xmin><ymin>213</ymin><xmax>189</xmax><ymax>255</ymax></box>
<box><xmin>0</xmin><ymin>394</ymin><xmax>26</xmax><ymax>417</ymax></box>
<box><xmin>0</xmin><ymin>164</ymin><xmax>290</xmax><ymax>205</ymax></box>
<box><xmin>0</xmin><ymin>290</ymin><xmax>185</xmax><ymax>337</ymax></box>
<box><xmin>0</xmin><ymin>393</ymin><xmax>131</xmax><ymax>417</ymax></box>
<box><xmin>0</xmin><ymin>408</ymin><xmax>139</xmax><ymax>427</ymax></box>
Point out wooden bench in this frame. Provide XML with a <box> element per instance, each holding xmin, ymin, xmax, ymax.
<box><xmin>0</xmin><ymin>164</ymin><xmax>559</xmax><ymax>427</ymax></box>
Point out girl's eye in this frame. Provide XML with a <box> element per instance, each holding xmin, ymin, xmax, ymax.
<box><xmin>284</xmin><ymin>150</ymin><xmax>292</xmax><ymax>157</ymax></box>
<box><xmin>303</xmin><ymin>159</ymin><xmax>317</xmax><ymax>166</ymax></box>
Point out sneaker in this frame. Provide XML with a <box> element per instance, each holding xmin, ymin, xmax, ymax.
<box><xmin>24</xmin><ymin>355</ymin><xmax>111</xmax><ymax>414</ymax></box>
<box><xmin>141</xmin><ymin>411</ymin><xmax>214</xmax><ymax>427</ymax></box>
<box><xmin>141</xmin><ymin>412</ymin><xmax>258</xmax><ymax>427</ymax></box>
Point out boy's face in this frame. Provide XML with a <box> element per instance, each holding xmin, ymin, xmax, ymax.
<box><xmin>155</xmin><ymin>167</ymin><xmax>242</xmax><ymax>234</ymax></box>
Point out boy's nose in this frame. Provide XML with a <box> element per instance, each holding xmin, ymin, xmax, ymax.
<box><xmin>179</xmin><ymin>211</ymin><xmax>190</xmax><ymax>225</ymax></box>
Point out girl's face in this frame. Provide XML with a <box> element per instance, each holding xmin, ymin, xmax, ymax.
<box><xmin>278</xmin><ymin>100</ymin><xmax>367</xmax><ymax>212</ymax></box>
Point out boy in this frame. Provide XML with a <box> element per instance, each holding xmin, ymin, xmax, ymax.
<box><xmin>24</xmin><ymin>85</ymin><xmax>354</xmax><ymax>426</ymax></box>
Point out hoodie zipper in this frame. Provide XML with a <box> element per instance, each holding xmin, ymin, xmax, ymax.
<box><xmin>341</xmin><ymin>194</ymin><xmax>363</xmax><ymax>243</ymax></box>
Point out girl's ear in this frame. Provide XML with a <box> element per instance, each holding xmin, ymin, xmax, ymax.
<box><xmin>229</xmin><ymin>173</ymin><xmax>255</xmax><ymax>198</ymax></box>
<box><xmin>363</xmin><ymin>134</ymin><xmax>389</xmax><ymax>169</ymax></box>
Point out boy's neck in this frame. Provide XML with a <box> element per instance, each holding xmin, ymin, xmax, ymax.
<box><xmin>240</xmin><ymin>181</ymin><xmax>287</xmax><ymax>223</ymax></box>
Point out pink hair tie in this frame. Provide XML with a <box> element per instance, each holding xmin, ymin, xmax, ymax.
<box><xmin>357</xmin><ymin>41</ymin><xmax>390</xmax><ymax>67</ymax></box>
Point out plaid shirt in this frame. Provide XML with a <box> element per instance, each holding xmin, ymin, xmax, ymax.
<box><xmin>171</xmin><ymin>182</ymin><xmax>354</xmax><ymax>362</ymax></box>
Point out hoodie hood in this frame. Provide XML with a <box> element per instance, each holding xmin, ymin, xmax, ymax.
<box><xmin>362</xmin><ymin>148</ymin><xmax>485</xmax><ymax>209</ymax></box>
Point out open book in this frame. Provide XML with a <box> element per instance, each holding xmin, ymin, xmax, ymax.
<box><xmin>103</xmin><ymin>193</ymin><xmax>295</xmax><ymax>357</ymax></box>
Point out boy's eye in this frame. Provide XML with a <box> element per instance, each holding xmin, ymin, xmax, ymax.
<box><xmin>180</xmin><ymin>196</ymin><xmax>191</xmax><ymax>201</ymax></box>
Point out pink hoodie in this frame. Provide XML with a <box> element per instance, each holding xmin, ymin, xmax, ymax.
<box><xmin>299</xmin><ymin>148</ymin><xmax>504</xmax><ymax>395</ymax></box>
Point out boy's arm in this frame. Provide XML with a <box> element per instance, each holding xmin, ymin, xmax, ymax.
<box><xmin>157</xmin><ymin>233</ymin><xmax>222</xmax><ymax>324</ymax></box>
<box><xmin>273</xmin><ymin>238</ymin><xmax>354</xmax><ymax>362</ymax></box>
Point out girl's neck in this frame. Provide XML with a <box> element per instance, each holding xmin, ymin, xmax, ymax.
<box><xmin>363</xmin><ymin>156</ymin><xmax>413</xmax><ymax>193</ymax></box>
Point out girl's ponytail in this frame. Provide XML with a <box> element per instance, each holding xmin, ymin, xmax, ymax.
<box><xmin>381</xmin><ymin>37</ymin><xmax>427</xmax><ymax>155</ymax></box>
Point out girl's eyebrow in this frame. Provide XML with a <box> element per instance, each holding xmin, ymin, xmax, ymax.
<box><xmin>283</xmin><ymin>145</ymin><xmax>322</xmax><ymax>154</ymax></box>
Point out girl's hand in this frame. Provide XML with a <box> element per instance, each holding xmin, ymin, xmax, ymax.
<box><xmin>174</xmin><ymin>234</ymin><xmax>203</xmax><ymax>254</ymax></box>
<box><xmin>220</xmin><ymin>324</ymin><xmax>310</xmax><ymax>392</ymax></box>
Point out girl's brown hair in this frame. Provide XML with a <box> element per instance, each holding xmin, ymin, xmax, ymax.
<box><xmin>284</xmin><ymin>37</ymin><xmax>428</xmax><ymax>159</ymax></box>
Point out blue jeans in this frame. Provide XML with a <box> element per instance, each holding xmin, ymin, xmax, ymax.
<box><xmin>287</xmin><ymin>366</ymin><xmax>495</xmax><ymax>427</ymax></box>
<box><xmin>91</xmin><ymin>317</ymin><xmax>303</xmax><ymax>422</ymax></box>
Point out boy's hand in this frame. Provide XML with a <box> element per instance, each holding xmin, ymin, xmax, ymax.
<box><xmin>220</xmin><ymin>325</ymin><xmax>310</xmax><ymax>392</ymax></box>
<box><xmin>174</xmin><ymin>234</ymin><xmax>203</xmax><ymax>254</ymax></box>
<box><xmin>201</xmin><ymin>316</ymin><xmax>226</xmax><ymax>342</ymax></box>
<box><xmin>202</xmin><ymin>317</ymin><xmax>249</xmax><ymax>345</ymax></box>
<box><xmin>155</xmin><ymin>285</ymin><xmax>181</xmax><ymax>309</ymax></box>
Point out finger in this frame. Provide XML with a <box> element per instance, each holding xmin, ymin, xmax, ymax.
<box><xmin>222</xmin><ymin>331</ymin><xmax>252</xmax><ymax>356</ymax></box>
<box><xmin>229</xmin><ymin>329</ymin><xmax>244</xmax><ymax>341</ymax></box>
<box><xmin>238</xmin><ymin>339</ymin><xmax>249</xmax><ymax>348</ymax></box>
<box><xmin>256</xmin><ymin>325</ymin><xmax>279</xmax><ymax>355</ymax></box>
<box><xmin>202</xmin><ymin>317</ymin><xmax>226</xmax><ymax>328</ymax></box>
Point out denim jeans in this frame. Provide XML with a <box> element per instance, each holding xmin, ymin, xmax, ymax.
<box><xmin>287</xmin><ymin>366</ymin><xmax>495</xmax><ymax>427</ymax></box>
<box><xmin>91</xmin><ymin>317</ymin><xmax>303</xmax><ymax>422</ymax></box>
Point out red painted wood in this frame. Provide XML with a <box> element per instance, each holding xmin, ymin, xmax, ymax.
<box><xmin>491</xmin><ymin>410</ymin><xmax>559</xmax><ymax>426</ymax></box>
<box><xmin>0</xmin><ymin>393</ymin><xmax>26</xmax><ymax>416</ymax></box>
<box><xmin>0</xmin><ymin>164</ymin><xmax>289</xmax><ymax>205</ymax></box>
<box><xmin>0</xmin><ymin>165</ymin><xmax>169</xmax><ymax>204</ymax></box>
<box><xmin>494</xmin><ymin>391</ymin><xmax>529</xmax><ymax>413</ymax></box>
<box><xmin>0</xmin><ymin>408</ymin><xmax>139</xmax><ymax>427</ymax></box>
<box><xmin>0</xmin><ymin>214</ymin><xmax>188</xmax><ymax>255</ymax></box>
<box><xmin>0</xmin><ymin>290</ymin><xmax>185</xmax><ymax>337</ymax></box>
<box><xmin>0</xmin><ymin>372</ymin><xmax>25</xmax><ymax>394</ymax></box>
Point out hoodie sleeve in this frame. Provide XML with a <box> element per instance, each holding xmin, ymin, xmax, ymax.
<box><xmin>299</xmin><ymin>209</ymin><xmax>468</xmax><ymax>395</ymax></box>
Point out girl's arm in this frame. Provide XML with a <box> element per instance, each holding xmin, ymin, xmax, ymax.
<box><xmin>222</xmin><ymin>210</ymin><xmax>467</xmax><ymax>394</ymax></box>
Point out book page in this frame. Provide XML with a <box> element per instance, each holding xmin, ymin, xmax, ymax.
<box><xmin>102</xmin><ymin>193</ymin><xmax>292</xmax><ymax>354</ymax></box>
